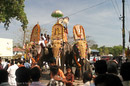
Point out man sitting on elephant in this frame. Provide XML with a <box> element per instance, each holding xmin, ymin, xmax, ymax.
<box><xmin>39</xmin><ymin>33</ymin><xmax>46</xmax><ymax>48</ymax></box>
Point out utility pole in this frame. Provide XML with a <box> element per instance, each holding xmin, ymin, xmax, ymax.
<box><xmin>122</xmin><ymin>0</ymin><xmax>126</xmax><ymax>62</ymax></box>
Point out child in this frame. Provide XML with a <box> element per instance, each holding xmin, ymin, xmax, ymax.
<box><xmin>65</xmin><ymin>66</ymin><xmax>74</xmax><ymax>86</ymax></box>
<box><xmin>83</xmin><ymin>71</ymin><xmax>95</xmax><ymax>86</ymax></box>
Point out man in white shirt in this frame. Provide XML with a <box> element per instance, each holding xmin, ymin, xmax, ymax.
<box><xmin>7</xmin><ymin>60</ymin><xmax>18</xmax><ymax>86</ymax></box>
<box><xmin>39</xmin><ymin>33</ymin><xmax>46</xmax><ymax>47</ymax></box>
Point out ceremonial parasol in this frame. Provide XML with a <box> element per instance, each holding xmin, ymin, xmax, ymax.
<box><xmin>51</xmin><ymin>10</ymin><xmax>63</xmax><ymax>18</ymax></box>
<box><xmin>51</xmin><ymin>10</ymin><xmax>63</xmax><ymax>22</ymax></box>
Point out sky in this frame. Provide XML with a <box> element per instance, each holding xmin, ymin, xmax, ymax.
<box><xmin>0</xmin><ymin>0</ymin><xmax>130</xmax><ymax>47</ymax></box>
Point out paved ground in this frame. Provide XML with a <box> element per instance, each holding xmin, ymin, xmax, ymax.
<box><xmin>40</xmin><ymin>69</ymin><xmax>84</xmax><ymax>86</ymax></box>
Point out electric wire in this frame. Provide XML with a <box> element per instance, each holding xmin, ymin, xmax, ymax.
<box><xmin>41</xmin><ymin>0</ymin><xmax>108</xmax><ymax>27</ymax></box>
<box><xmin>115</xmin><ymin>0</ymin><xmax>121</xmax><ymax>15</ymax></box>
<box><xmin>67</xmin><ymin>0</ymin><xmax>108</xmax><ymax>17</ymax></box>
<box><xmin>110</xmin><ymin>0</ymin><xmax>120</xmax><ymax>19</ymax></box>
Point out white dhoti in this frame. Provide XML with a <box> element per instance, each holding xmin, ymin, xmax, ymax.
<box><xmin>8</xmin><ymin>75</ymin><xmax>17</xmax><ymax>86</ymax></box>
<box><xmin>39</xmin><ymin>40</ymin><xmax>45</xmax><ymax>47</ymax></box>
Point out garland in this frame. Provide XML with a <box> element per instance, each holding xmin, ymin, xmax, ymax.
<box><xmin>73</xmin><ymin>25</ymin><xmax>86</xmax><ymax>40</ymax></box>
<box><xmin>74</xmin><ymin>53</ymin><xmax>81</xmax><ymax>69</ymax></box>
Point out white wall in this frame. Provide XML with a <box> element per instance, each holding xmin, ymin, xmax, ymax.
<box><xmin>0</xmin><ymin>38</ymin><xmax>13</xmax><ymax>57</ymax></box>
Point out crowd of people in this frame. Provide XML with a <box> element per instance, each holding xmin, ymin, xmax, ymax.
<box><xmin>0</xmin><ymin>56</ymin><xmax>130</xmax><ymax>86</ymax></box>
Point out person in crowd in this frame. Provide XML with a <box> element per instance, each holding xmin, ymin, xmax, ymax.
<box><xmin>7</xmin><ymin>59</ymin><xmax>18</xmax><ymax>86</ymax></box>
<box><xmin>120</xmin><ymin>62</ymin><xmax>130</xmax><ymax>86</ymax></box>
<box><xmin>46</xmin><ymin>34</ymin><xmax>51</xmax><ymax>47</ymax></box>
<box><xmin>21</xmin><ymin>54</ymin><xmax>24</xmax><ymax>61</ymax></box>
<box><xmin>2</xmin><ymin>59</ymin><xmax>8</xmax><ymax>70</ymax></box>
<box><xmin>107</xmin><ymin>60</ymin><xmax>123</xmax><ymax>81</ymax></box>
<box><xmin>18</xmin><ymin>60</ymin><xmax>25</xmax><ymax>67</ymax></box>
<box><xmin>65</xmin><ymin>66</ymin><xmax>74</xmax><ymax>86</ymax></box>
<box><xmin>49</xmin><ymin>57</ymin><xmax>66</xmax><ymax>80</ymax></box>
<box><xmin>94</xmin><ymin>74</ymin><xmax>123</xmax><ymax>86</ymax></box>
<box><xmin>0</xmin><ymin>57</ymin><xmax>3</xmax><ymax>70</ymax></box>
<box><xmin>44</xmin><ymin>33</ymin><xmax>48</xmax><ymax>46</ymax></box>
<box><xmin>107</xmin><ymin>60</ymin><xmax>118</xmax><ymax>75</ymax></box>
<box><xmin>47</xmin><ymin>65</ymin><xmax>65</xmax><ymax>86</ymax></box>
<box><xmin>24</xmin><ymin>60</ymin><xmax>31</xmax><ymax>69</ymax></box>
<box><xmin>30</xmin><ymin>66</ymin><xmax>45</xmax><ymax>86</ymax></box>
<box><xmin>44</xmin><ymin>33</ymin><xmax>47</xmax><ymax>39</ymax></box>
<box><xmin>15</xmin><ymin>67</ymin><xmax>30</xmax><ymax>86</ymax></box>
<box><xmin>0</xmin><ymin>69</ymin><xmax>10</xmax><ymax>86</ymax></box>
<box><xmin>83</xmin><ymin>71</ymin><xmax>95</xmax><ymax>86</ymax></box>
<box><xmin>112</xmin><ymin>57</ymin><xmax>118</xmax><ymax>64</ymax></box>
<box><xmin>94</xmin><ymin>60</ymin><xmax>107</xmax><ymax>75</ymax></box>
<box><xmin>39</xmin><ymin>33</ymin><xmax>46</xmax><ymax>48</ymax></box>
<box><xmin>63</xmin><ymin>26</ymin><xmax>68</xmax><ymax>43</ymax></box>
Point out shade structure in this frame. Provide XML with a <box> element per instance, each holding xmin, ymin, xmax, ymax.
<box><xmin>51</xmin><ymin>10</ymin><xmax>63</xmax><ymax>18</ymax></box>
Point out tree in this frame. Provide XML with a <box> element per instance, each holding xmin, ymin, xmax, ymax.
<box><xmin>86</xmin><ymin>36</ymin><xmax>96</xmax><ymax>47</ymax></box>
<box><xmin>0</xmin><ymin>0</ymin><xmax>28</xmax><ymax>30</ymax></box>
<box><xmin>90</xmin><ymin>44</ymin><xmax>98</xmax><ymax>49</ymax></box>
<box><xmin>111</xmin><ymin>45</ymin><xmax>123</xmax><ymax>56</ymax></box>
<box><xmin>98</xmin><ymin>45</ymin><xmax>123</xmax><ymax>56</ymax></box>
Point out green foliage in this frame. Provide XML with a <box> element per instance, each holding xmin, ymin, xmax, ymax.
<box><xmin>51</xmin><ymin>13</ymin><xmax>63</xmax><ymax>18</ymax></box>
<box><xmin>90</xmin><ymin>44</ymin><xmax>98</xmax><ymax>49</ymax></box>
<box><xmin>111</xmin><ymin>45</ymin><xmax>123</xmax><ymax>56</ymax></box>
<box><xmin>0</xmin><ymin>0</ymin><xmax>28</xmax><ymax>30</ymax></box>
<box><xmin>98</xmin><ymin>46</ymin><xmax>109</xmax><ymax>55</ymax></box>
<box><xmin>91</xmin><ymin>44</ymin><xmax>123</xmax><ymax>56</ymax></box>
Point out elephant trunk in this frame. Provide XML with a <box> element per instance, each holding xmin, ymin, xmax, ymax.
<box><xmin>52</xmin><ymin>47</ymin><xmax>60</xmax><ymax>58</ymax></box>
<box><xmin>76</xmin><ymin>40</ymin><xmax>87</xmax><ymax>59</ymax></box>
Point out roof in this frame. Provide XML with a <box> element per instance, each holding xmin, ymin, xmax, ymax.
<box><xmin>13</xmin><ymin>47</ymin><xmax>25</xmax><ymax>52</ymax></box>
<box><xmin>91</xmin><ymin>49</ymin><xmax>99</xmax><ymax>53</ymax></box>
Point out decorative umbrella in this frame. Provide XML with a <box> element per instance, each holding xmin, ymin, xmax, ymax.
<box><xmin>51</xmin><ymin>10</ymin><xmax>63</xmax><ymax>18</ymax></box>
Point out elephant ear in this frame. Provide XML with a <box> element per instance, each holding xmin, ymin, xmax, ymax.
<box><xmin>35</xmin><ymin>45</ymin><xmax>41</xmax><ymax>54</ymax></box>
<box><xmin>73</xmin><ymin>43</ymin><xmax>79</xmax><ymax>55</ymax></box>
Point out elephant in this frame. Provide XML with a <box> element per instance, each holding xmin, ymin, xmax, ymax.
<box><xmin>51</xmin><ymin>40</ymin><xmax>73</xmax><ymax>72</ymax></box>
<box><xmin>27</xmin><ymin>43</ymin><xmax>53</xmax><ymax>68</ymax></box>
<box><xmin>72</xmin><ymin>40</ymin><xmax>91</xmax><ymax>79</ymax></box>
<box><xmin>37</xmin><ymin>46</ymin><xmax>53</xmax><ymax>68</ymax></box>
<box><xmin>27</xmin><ymin>40</ymin><xmax>72</xmax><ymax>71</ymax></box>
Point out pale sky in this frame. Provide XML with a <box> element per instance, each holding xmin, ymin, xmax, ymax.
<box><xmin>0</xmin><ymin>0</ymin><xmax>130</xmax><ymax>47</ymax></box>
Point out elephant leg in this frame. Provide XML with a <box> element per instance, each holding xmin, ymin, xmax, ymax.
<box><xmin>79</xmin><ymin>59</ymin><xmax>86</xmax><ymax>79</ymax></box>
<box><xmin>75</xmin><ymin>67</ymin><xmax>81</xmax><ymax>79</ymax></box>
<box><xmin>61</xmin><ymin>55</ymin><xmax>64</xmax><ymax>72</ymax></box>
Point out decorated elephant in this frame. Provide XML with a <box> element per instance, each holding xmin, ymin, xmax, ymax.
<box><xmin>72</xmin><ymin>24</ymin><xmax>91</xmax><ymax>79</ymax></box>
<box><xmin>51</xmin><ymin>21</ymin><xmax>73</xmax><ymax>72</ymax></box>
<box><xmin>25</xmin><ymin>42</ymin><xmax>53</xmax><ymax>68</ymax></box>
<box><xmin>73</xmin><ymin>40</ymin><xmax>90</xmax><ymax>79</ymax></box>
<box><xmin>37</xmin><ymin>46</ymin><xmax>53</xmax><ymax>68</ymax></box>
<box><xmin>51</xmin><ymin>39</ymin><xmax>73</xmax><ymax>72</ymax></box>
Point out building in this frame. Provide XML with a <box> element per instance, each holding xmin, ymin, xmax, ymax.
<box><xmin>13</xmin><ymin>47</ymin><xmax>25</xmax><ymax>55</ymax></box>
<box><xmin>0</xmin><ymin>38</ymin><xmax>13</xmax><ymax>59</ymax></box>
